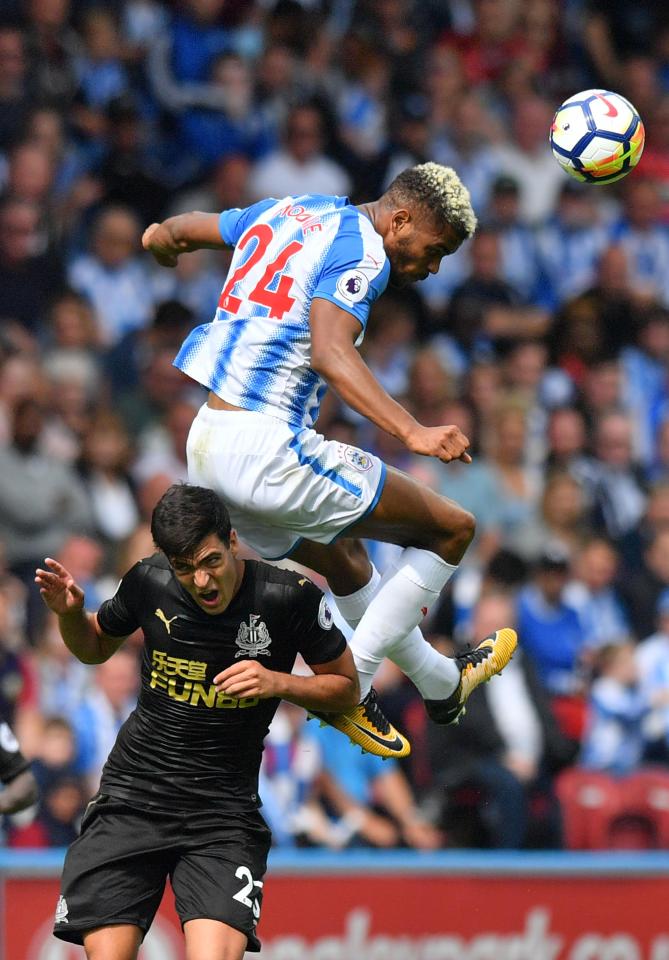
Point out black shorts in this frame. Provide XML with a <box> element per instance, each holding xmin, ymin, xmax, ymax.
<box><xmin>53</xmin><ymin>794</ymin><xmax>272</xmax><ymax>952</ymax></box>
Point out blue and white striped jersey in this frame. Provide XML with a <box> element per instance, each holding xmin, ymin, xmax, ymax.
<box><xmin>174</xmin><ymin>194</ymin><xmax>390</xmax><ymax>429</ymax></box>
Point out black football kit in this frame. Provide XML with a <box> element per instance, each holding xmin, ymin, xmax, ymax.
<box><xmin>0</xmin><ymin>721</ymin><xmax>29</xmax><ymax>785</ymax></box>
<box><xmin>54</xmin><ymin>554</ymin><xmax>345</xmax><ymax>950</ymax></box>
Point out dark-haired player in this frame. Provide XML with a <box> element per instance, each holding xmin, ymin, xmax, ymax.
<box><xmin>143</xmin><ymin>162</ymin><xmax>517</xmax><ymax>758</ymax></box>
<box><xmin>36</xmin><ymin>483</ymin><xmax>358</xmax><ymax>960</ymax></box>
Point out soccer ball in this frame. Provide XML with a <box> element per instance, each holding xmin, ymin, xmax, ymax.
<box><xmin>549</xmin><ymin>89</ymin><xmax>645</xmax><ymax>185</ymax></box>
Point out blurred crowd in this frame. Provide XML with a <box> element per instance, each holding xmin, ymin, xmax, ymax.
<box><xmin>2</xmin><ymin>0</ymin><xmax>669</xmax><ymax>851</ymax></box>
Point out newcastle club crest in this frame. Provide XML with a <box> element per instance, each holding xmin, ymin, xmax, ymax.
<box><xmin>235</xmin><ymin>614</ymin><xmax>272</xmax><ymax>658</ymax></box>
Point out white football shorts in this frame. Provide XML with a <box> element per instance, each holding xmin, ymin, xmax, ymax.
<box><xmin>186</xmin><ymin>404</ymin><xmax>387</xmax><ymax>559</ymax></box>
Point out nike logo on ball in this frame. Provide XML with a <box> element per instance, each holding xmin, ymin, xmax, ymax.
<box><xmin>595</xmin><ymin>93</ymin><xmax>618</xmax><ymax>117</ymax></box>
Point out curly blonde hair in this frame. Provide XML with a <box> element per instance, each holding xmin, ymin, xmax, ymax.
<box><xmin>385</xmin><ymin>162</ymin><xmax>478</xmax><ymax>240</ymax></box>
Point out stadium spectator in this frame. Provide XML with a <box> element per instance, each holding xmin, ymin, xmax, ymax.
<box><xmin>19</xmin><ymin>612</ymin><xmax>92</xmax><ymax>754</ymax></box>
<box><xmin>97</xmin><ymin>94</ymin><xmax>170</xmax><ymax>227</ymax></box>
<box><xmin>146</xmin><ymin>0</ymin><xmax>237</xmax><ymax>121</ymax></box>
<box><xmin>566</xmin><ymin>537</ymin><xmax>631</xmax><ymax>651</ymax></box>
<box><xmin>362</xmin><ymin>293</ymin><xmax>417</xmax><ymax>400</ymax></box>
<box><xmin>68</xmin><ymin>204</ymin><xmax>157</xmax><ymax>346</ymax></box>
<box><xmin>44</xmin><ymin>288</ymin><xmax>101</xmax><ymax>357</ymax></box>
<box><xmin>177</xmin><ymin>52</ymin><xmax>275</xmax><ymax>171</ymax></box>
<box><xmin>167</xmin><ymin>152</ymin><xmax>252</xmax><ymax>219</ymax></box>
<box><xmin>439</xmin><ymin>0</ymin><xmax>527</xmax><ymax>86</ymax></box>
<box><xmin>248</xmin><ymin>102</ymin><xmax>351</xmax><ymax>202</ymax></box>
<box><xmin>579</xmin><ymin>643</ymin><xmax>650</xmax><ymax>777</ymax></box>
<box><xmin>404</xmin><ymin>348</ymin><xmax>455</xmax><ymax>428</ymax></box>
<box><xmin>70</xmin><ymin>648</ymin><xmax>139</xmax><ymax>792</ymax></box>
<box><xmin>620</xmin><ymin>309</ymin><xmax>669</xmax><ymax>468</ymax></box>
<box><xmin>9</xmin><ymin>715</ymin><xmax>83</xmax><ymax>847</ymax></box>
<box><xmin>610</xmin><ymin>178</ymin><xmax>669</xmax><ymax>307</ymax></box>
<box><xmin>255</xmin><ymin>43</ymin><xmax>303</xmax><ymax>141</ymax></box>
<box><xmin>516</xmin><ymin>543</ymin><xmax>588</xmax><ymax>740</ymax></box>
<box><xmin>5</xmin><ymin>140</ymin><xmax>56</xmax><ymax>216</ymax></box>
<box><xmin>544</xmin><ymin>407</ymin><xmax>590</xmax><ymax>478</ymax></box>
<box><xmin>580</xmin><ymin>359</ymin><xmax>625</xmax><ymax>431</ymax></box>
<box><xmin>105</xmin><ymin>297</ymin><xmax>195</xmax><ymax>398</ymax></box>
<box><xmin>424</xmin><ymin>43</ymin><xmax>466</xmax><ymax>140</ymax></box>
<box><xmin>115</xmin><ymin>340</ymin><xmax>198</xmax><ymax>438</ymax></box>
<box><xmin>636</xmin><ymin>590</ymin><xmax>669</xmax><ymax>763</ymax></box>
<box><xmin>484</xmin><ymin>174</ymin><xmax>544</xmax><ymax>304</ymax></box>
<box><xmin>55</xmin><ymin>537</ymin><xmax>106</xmax><ymax>613</ymax></box>
<box><xmin>536</xmin><ymin>181</ymin><xmax>609</xmax><ymax>308</ymax></box>
<box><xmin>149</xmin><ymin>245</ymin><xmax>227</xmax><ymax>326</ymax></box>
<box><xmin>0</xmin><ymin>22</ymin><xmax>30</xmax><ymax>149</ymax></box>
<box><xmin>0</xmin><ymin>398</ymin><xmax>93</xmax><ymax>642</ymax></box>
<box><xmin>464</xmin><ymin>358</ymin><xmax>503</xmax><ymax>452</ymax></box>
<box><xmin>506</xmin><ymin>471</ymin><xmax>589</xmax><ymax>565</ymax></box>
<box><xmin>42</xmin><ymin>349</ymin><xmax>99</xmax><ymax>465</ymax></box>
<box><xmin>423</xmin><ymin>93</ymin><xmax>499</xmax><ymax>312</ymax></box>
<box><xmin>485</xmin><ymin>403</ymin><xmax>542</xmax><ymax>546</ymax></box>
<box><xmin>491</xmin><ymin>94</ymin><xmax>565</xmax><ymax>224</ymax></box>
<box><xmin>618</xmin><ymin>480</ymin><xmax>669</xmax><ymax>573</ymax></box>
<box><xmin>0</xmin><ymin>197</ymin><xmax>65</xmax><ymax>334</ymax></box>
<box><xmin>446</xmin><ymin>228</ymin><xmax>548</xmax><ymax>358</ymax></box>
<box><xmin>587</xmin><ymin>412</ymin><xmax>648</xmax><ymax>541</ymax></box>
<box><xmin>77</xmin><ymin>411</ymin><xmax>140</xmax><ymax>548</ymax></box>
<box><xmin>619</xmin><ymin>528</ymin><xmax>669</xmax><ymax>641</ymax></box>
<box><xmin>311</xmin><ymin>719</ymin><xmax>443</xmax><ymax>850</ymax></box>
<box><xmin>73</xmin><ymin>8</ymin><xmax>129</xmax><ymax>118</ymax></box>
<box><xmin>417</xmin><ymin>398</ymin><xmax>502</xmax><ymax>567</ymax></box>
<box><xmin>23</xmin><ymin>0</ymin><xmax>79</xmax><ymax>109</ymax></box>
<box><xmin>427</xmin><ymin>592</ymin><xmax>572</xmax><ymax>849</ymax></box>
<box><xmin>432</xmin><ymin>90</ymin><xmax>499</xmax><ymax>215</ymax></box>
<box><xmin>639</xmin><ymin>95</ymin><xmax>669</xmax><ymax>219</ymax></box>
<box><xmin>337</xmin><ymin>42</ymin><xmax>389</xmax><ymax>163</ymax></box>
<box><xmin>133</xmin><ymin>398</ymin><xmax>198</xmax><ymax>486</ymax></box>
<box><xmin>502</xmin><ymin>339</ymin><xmax>560</xmax><ymax>467</ymax></box>
<box><xmin>649</xmin><ymin>418</ymin><xmax>669</xmax><ymax>485</ymax></box>
<box><xmin>380</xmin><ymin>95</ymin><xmax>432</xmax><ymax>194</ymax></box>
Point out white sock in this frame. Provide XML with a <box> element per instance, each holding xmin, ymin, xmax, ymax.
<box><xmin>332</xmin><ymin>565</ymin><xmax>382</xmax><ymax>627</ymax></box>
<box><xmin>338</xmin><ymin>549</ymin><xmax>461</xmax><ymax>700</ymax></box>
<box><xmin>389</xmin><ymin>630</ymin><xmax>460</xmax><ymax>700</ymax></box>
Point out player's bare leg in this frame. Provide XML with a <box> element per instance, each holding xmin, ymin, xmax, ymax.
<box><xmin>292</xmin><ymin>466</ymin><xmax>516</xmax><ymax>748</ymax></box>
<box><xmin>184</xmin><ymin>918</ymin><xmax>248</xmax><ymax>960</ymax></box>
<box><xmin>83</xmin><ymin>924</ymin><xmax>142</xmax><ymax>960</ymax></box>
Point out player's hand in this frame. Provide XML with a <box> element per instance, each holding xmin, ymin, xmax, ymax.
<box><xmin>404</xmin><ymin>424</ymin><xmax>472</xmax><ymax>464</ymax></box>
<box><xmin>214</xmin><ymin>660</ymin><xmax>279</xmax><ymax>700</ymax></box>
<box><xmin>359</xmin><ymin>811</ymin><xmax>399</xmax><ymax>847</ymax></box>
<box><xmin>141</xmin><ymin>222</ymin><xmax>180</xmax><ymax>268</ymax></box>
<box><xmin>401</xmin><ymin>817</ymin><xmax>444</xmax><ymax>851</ymax></box>
<box><xmin>34</xmin><ymin>559</ymin><xmax>85</xmax><ymax>615</ymax></box>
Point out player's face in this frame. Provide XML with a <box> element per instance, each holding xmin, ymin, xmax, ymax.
<box><xmin>170</xmin><ymin>532</ymin><xmax>242</xmax><ymax>615</ymax></box>
<box><xmin>385</xmin><ymin>210</ymin><xmax>462</xmax><ymax>287</ymax></box>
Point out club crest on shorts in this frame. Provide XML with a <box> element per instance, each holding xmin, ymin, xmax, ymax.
<box><xmin>55</xmin><ymin>895</ymin><xmax>69</xmax><ymax>924</ymax></box>
<box><xmin>341</xmin><ymin>444</ymin><xmax>373</xmax><ymax>472</ymax></box>
<box><xmin>336</xmin><ymin>269</ymin><xmax>369</xmax><ymax>303</ymax></box>
<box><xmin>235</xmin><ymin>614</ymin><xmax>272</xmax><ymax>658</ymax></box>
<box><xmin>0</xmin><ymin>722</ymin><xmax>19</xmax><ymax>753</ymax></box>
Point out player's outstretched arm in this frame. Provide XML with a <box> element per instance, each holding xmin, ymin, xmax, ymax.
<box><xmin>35</xmin><ymin>558</ymin><xmax>127</xmax><ymax>665</ymax></box>
<box><xmin>214</xmin><ymin>648</ymin><xmax>360</xmax><ymax>713</ymax></box>
<box><xmin>310</xmin><ymin>298</ymin><xmax>472</xmax><ymax>465</ymax></box>
<box><xmin>142</xmin><ymin>212</ymin><xmax>228</xmax><ymax>267</ymax></box>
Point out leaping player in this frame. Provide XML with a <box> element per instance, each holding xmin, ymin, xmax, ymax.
<box><xmin>143</xmin><ymin>162</ymin><xmax>518</xmax><ymax>758</ymax></box>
